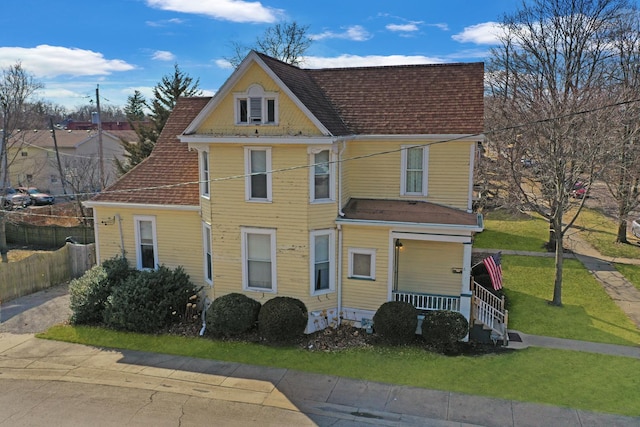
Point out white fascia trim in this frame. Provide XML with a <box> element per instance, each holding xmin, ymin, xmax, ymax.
<box><xmin>182</xmin><ymin>135</ymin><xmax>338</xmax><ymax>145</ymax></box>
<box><xmin>336</xmin><ymin>218</ymin><xmax>484</xmax><ymax>233</ymax></box>
<box><xmin>391</xmin><ymin>231</ymin><xmax>472</xmax><ymax>244</ymax></box>
<box><xmin>83</xmin><ymin>201</ymin><xmax>200</xmax><ymax>211</ymax></box>
<box><xmin>350</xmin><ymin>134</ymin><xmax>486</xmax><ymax>142</ymax></box>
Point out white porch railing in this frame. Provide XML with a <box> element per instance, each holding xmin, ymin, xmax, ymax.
<box><xmin>471</xmin><ymin>281</ymin><xmax>508</xmax><ymax>345</ymax></box>
<box><xmin>393</xmin><ymin>291</ymin><xmax>461</xmax><ymax>312</ymax></box>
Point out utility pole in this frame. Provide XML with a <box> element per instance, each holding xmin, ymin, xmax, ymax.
<box><xmin>96</xmin><ymin>85</ymin><xmax>104</xmax><ymax>190</ymax></box>
<box><xmin>49</xmin><ymin>117</ymin><xmax>68</xmax><ymax>197</ymax></box>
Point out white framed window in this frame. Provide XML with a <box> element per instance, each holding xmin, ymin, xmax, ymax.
<box><xmin>235</xmin><ymin>85</ymin><xmax>278</xmax><ymax>125</ymax></box>
<box><xmin>203</xmin><ymin>222</ymin><xmax>213</xmax><ymax>285</ymax></box>
<box><xmin>200</xmin><ymin>150</ymin><xmax>210</xmax><ymax>198</ymax></box>
<box><xmin>401</xmin><ymin>145</ymin><xmax>429</xmax><ymax>196</ymax></box>
<box><xmin>309</xmin><ymin>148</ymin><xmax>334</xmax><ymax>202</ymax></box>
<box><xmin>242</xmin><ymin>227</ymin><xmax>277</xmax><ymax>292</ymax></box>
<box><xmin>134</xmin><ymin>216</ymin><xmax>158</xmax><ymax>270</ymax></box>
<box><xmin>310</xmin><ymin>230</ymin><xmax>335</xmax><ymax>295</ymax></box>
<box><xmin>348</xmin><ymin>248</ymin><xmax>376</xmax><ymax>280</ymax></box>
<box><xmin>244</xmin><ymin>147</ymin><xmax>272</xmax><ymax>201</ymax></box>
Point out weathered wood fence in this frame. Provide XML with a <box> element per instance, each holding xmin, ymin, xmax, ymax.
<box><xmin>6</xmin><ymin>222</ymin><xmax>94</xmax><ymax>248</ymax></box>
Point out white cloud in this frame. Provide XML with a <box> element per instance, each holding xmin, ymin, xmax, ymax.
<box><xmin>311</xmin><ymin>25</ymin><xmax>372</xmax><ymax>42</ymax></box>
<box><xmin>303</xmin><ymin>54</ymin><xmax>444</xmax><ymax>69</ymax></box>
<box><xmin>386</xmin><ymin>23</ymin><xmax>419</xmax><ymax>33</ymax></box>
<box><xmin>152</xmin><ymin>50</ymin><xmax>176</xmax><ymax>61</ymax></box>
<box><xmin>0</xmin><ymin>45</ymin><xmax>135</xmax><ymax>78</ymax></box>
<box><xmin>145</xmin><ymin>0</ymin><xmax>282</xmax><ymax>23</ymax></box>
<box><xmin>452</xmin><ymin>22</ymin><xmax>502</xmax><ymax>45</ymax></box>
<box><xmin>215</xmin><ymin>58</ymin><xmax>234</xmax><ymax>69</ymax></box>
<box><xmin>146</xmin><ymin>18</ymin><xmax>185</xmax><ymax>27</ymax></box>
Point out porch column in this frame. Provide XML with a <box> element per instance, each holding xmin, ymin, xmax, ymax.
<box><xmin>459</xmin><ymin>242</ymin><xmax>472</xmax><ymax>322</ymax></box>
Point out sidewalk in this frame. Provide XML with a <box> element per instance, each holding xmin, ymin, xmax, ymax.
<box><xmin>1</xmin><ymin>333</ymin><xmax>638</xmax><ymax>427</ymax></box>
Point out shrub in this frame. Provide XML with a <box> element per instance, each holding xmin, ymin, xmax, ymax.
<box><xmin>205</xmin><ymin>293</ymin><xmax>261</xmax><ymax>337</ymax></box>
<box><xmin>69</xmin><ymin>265</ymin><xmax>109</xmax><ymax>325</ymax></box>
<box><xmin>258</xmin><ymin>297</ymin><xmax>308</xmax><ymax>344</ymax></box>
<box><xmin>104</xmin><ymin>265</ymin><xmax>201</xmax><ymax>333</ymax></box>
<box><xmin>421</xmin><ymin>310</ymin><xmax>469</xmax><ymax>349</ymax></box>
<box><xmin>69</xmin><ymin>256</ymin><xmax>134</xmax><ymax>325</ymax></box>
<box><xmin>372</xmin><ymin>301</ymin><xmax>418</xmax><ymax>345</ymax></box>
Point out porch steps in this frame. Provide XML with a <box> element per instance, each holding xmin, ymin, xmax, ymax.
<box><xmin>470</xmin><ymin>320</ymin><xmax>508</xmax><ymax>346</ymax></box>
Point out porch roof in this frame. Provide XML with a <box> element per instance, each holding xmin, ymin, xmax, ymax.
<box><xmin>338</xmin><ymin>198</ymin><xmax>482</xmax><ymax>229</ymax></box>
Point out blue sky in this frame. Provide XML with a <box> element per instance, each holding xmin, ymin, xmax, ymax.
<box><xmin>0</xmin><ymin>0</ymin><xmax>520</xmax><ymax>110</ymax></box>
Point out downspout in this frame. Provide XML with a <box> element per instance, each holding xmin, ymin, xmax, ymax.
<box><xmin>116</xmin><ymin>214</ymin><xmax>125</xmax><ymax>257</ymax></box>
<box><xmin>337</xmin><ymin>140</ymin><xmax>347</xmax><ymax>326</ymax></box>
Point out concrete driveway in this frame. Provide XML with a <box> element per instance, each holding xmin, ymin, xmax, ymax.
<box><xmin>0</xmin><ymin>282</ymin><xmax>71</xmax><ymax>334</ymax></box>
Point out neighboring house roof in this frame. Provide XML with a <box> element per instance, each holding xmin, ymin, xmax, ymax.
<box><xmin>256</xmin><ymin>52</ymin><xmax>484</xmax><ymax>136</ymax></box>
<box><xmin>90</xmin><ymin>97</ymin><xmax>210</xmax><ymax>206</ymax></box>
<box><xmin>339</xmin><ymin>198</ymin><xmax>482</xmax><ymax>229</ymax></box>
<box><xmin>9</xmin><ymin>129</ymin><xmax>137</xmax><ymax>149</ymax></box>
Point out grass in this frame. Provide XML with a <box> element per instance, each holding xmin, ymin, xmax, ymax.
<box><xmin>504</xmin><ymin>256</ymin><xmax>640</xmax><ymax>346</ymax></box>
<box><xmin>474</xmin><ymin>210</ymin><xmax>549</xmax><ymax>252</ymax></box>
<box><xmin>38</xmin><ymin>325</ymin><xmax>640</xmax><ymax>417</ymax></box>
<box><xmin>573</xmin><ymin>208</ymin><xmax>640</xmax><ymax>259</ymax></box>
<box><xmin>615</xmin><ymin>263</ymin><xmax>640</xmax><ymax>293</ymax></box>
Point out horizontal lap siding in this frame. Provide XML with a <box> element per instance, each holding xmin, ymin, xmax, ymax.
<box><xmin>346</xmin><ymin>141</ymin><xmax>401</xmax><ymax>199</ymax></box>
<box><xmin>341</xmin><ymin>226</ymin><xmax>390</xmax><ymax>312</ymax></box>
<box><xmin>398</xmin><ymin>240</ymin><xmax>463</xmax><ymax>296</ymax></box>
<box><xmin>428</xmin><ymin>141</ymin><xmax>473</xmax><ymax>210</ymax></box>
<box><xmin>94</xmin><ymin>207</ymin><xmax>204</xmax><ymax>285</ymax></box>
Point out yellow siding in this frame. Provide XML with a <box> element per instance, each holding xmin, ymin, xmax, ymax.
<box><xmin>197</xmin><ymin>63</ymin><xmax>322</xmax><ymax>137</ymax></box>
<box><xmin>94</xmin><ymin>207</ymin><xmax>205</xmax><ymax>286</ymax></box>
<box><xmin>397</xmin><ymin>240</ymin><xmax>463</xmax><ymax>296</ymax></box>
<box><xmin>344</xmin><ymin>139</ymin><xmax>473</xmax><ymax>209</ymax></box>
<box><xmin>341</xmin><ymin>226</ymin><xmax>390</xmax><ymax>312</ymax></box>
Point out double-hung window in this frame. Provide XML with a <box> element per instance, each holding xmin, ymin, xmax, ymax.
<box><xmin>310</xmin><ymin>230</ymin><xmax>335</xmax><ymax>294</ymax></box>
<box><xmin>245</xmin><ymin>147</ymin><xmax>272</xmax><ymax>201</ymax></box>
<box><xmin>134</xmin><ymin>216</ymin><xmax>158</xmax><ymax>270</ymax></box>
<box><xmin>242</xmin><ymin>228</ymin><xmax>276</xmax><ymax>292</ymax></box>
<box><xmin>348</xmin><ymin>248</ymin><xmax>376</xmax><ymax>280</ymax></box>
<box><xmin>202</xmin><ymin>223</ymin><xmax>213</xmax><ymax>285</ymax></box>
<box><xmin>401</xmin><ymin>145</ymin><xmax>429</xmax><ymax>196</ymax></box>
<box><xmin>310</xmin><ymin>148</ymin><xmax>334</xmax><ymax>202</ymax></box>
<box><xmin>200</xmin><ymin>150</ymin><xmax>210</xmax><ymax>198</ymax></box>
<box><xmin>235</xmin><ymin>85</ymin><xmax>278</xmax><ymax>125</ymax></box>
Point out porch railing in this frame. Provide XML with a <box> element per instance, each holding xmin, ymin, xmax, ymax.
<box><xmin>471</xmin><ymin>281</ymin><xmax>508</xmax><ymax>345</ymax></box>
<box><xmin>393</xmin><ymin>291</ymin><xmax>460</xmax><ymax>312</ymax></box>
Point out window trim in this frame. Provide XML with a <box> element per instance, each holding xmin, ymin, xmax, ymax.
<box><xmin>200</xmin><ymin>150</ymin><xmax>210</xmax><ymax>198</ymax></box>
<box><xmin>348</xmin><ymin>248</ymin><xmax>376</xmax><ymax>280</ymax></box>
<box><xmin>309</xmin><ymin>147</ymin><xmax>335</xmax><ymax>203</ymax></box>
<box><xmin>241</xmin><ymin>227</ymin><xmax>277</xmax><ymax>293</ymax></box>
<box><xmin>244</xmin><ymin>147</ymin><xmax>272</xmax><ymax>202</ymax></box>
<box><xmin>134</xmin><ymin>215</ymin><xmax>159</xmax><ymax>270</ymax></box>
<box><xmin>202</xmin><ymin>222</ymin><xmax>213</xmax><ymax>285</ymax></box>
<box><xmin>310</xmin><ymin>229</ymin><xmax>335</xmax><ymax>295</ymax></box>
<box><xmin>400</xmin><ymin>145</ymin><xmax>429</xmax><ymax>196</ymax></box>
<box><xmin>234</xmin><ymin>85</ymin><xmax>279</xmax><ymax>125</ymax></box>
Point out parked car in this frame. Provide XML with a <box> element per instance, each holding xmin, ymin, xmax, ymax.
<box><xmin>571</xmin><ymin>181</ymin><xmax>587</xmax><ymax>199</ymax></box>
<box><xmin>1</xmin><ymin>187</ymin><xmax>31</xmax><ymax>209</ymax></box>
<box><xmin>17</xmin><ymin>187</ymin><xmax>55</xmax><ymax>205</ymax></box>
<box><xmin>632</xmin><ymin>218</ymin><xmax>640</xmax><ymax>238</ymax></box>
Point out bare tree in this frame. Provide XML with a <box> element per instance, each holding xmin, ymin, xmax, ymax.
<box><xmin>485</xmin><ymin>0</ymin><xmax>629</xmax><ymax>306</ymax></box>
<box><xmin>600</xmin><ymin>9</ymin><xmax>640</xmax><ymax>243</ymax></box>
<box><xmin>227</xmin><ymin>21</ymin><xmax>312</xmax><ymax>68</ymax></box>
<box><xmin>0</xmin><ymin>63</ymin><xmax>43</xmax><ymax>262</ymax></box>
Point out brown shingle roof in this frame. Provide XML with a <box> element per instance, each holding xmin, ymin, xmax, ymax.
<box><xmin>339</xmin><ymin>198</ymin><xmax>480</xmax><ymax>227</ymax></box>
<box><xmin>91</xmin><ymin>97</ymin><xmax>211</xmax><ymax>205</ymax></box>
<box><xmin>257</xmin><ymin>52</ymin><xmax>484</xmax><ymax>136</ymax></box>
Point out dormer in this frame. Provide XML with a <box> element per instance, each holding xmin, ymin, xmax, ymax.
<box><xmin>234</xmin><ymin>84</ymin><xmax>279</xmax><ymax>126</ymax></box>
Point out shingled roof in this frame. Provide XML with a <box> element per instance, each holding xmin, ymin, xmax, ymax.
<box><xmin>256</xmin><ymin>52</ymin><xmax>484</xmax><ymax>136</ymax></box>
<box><xmin>90</xmin><ymin>97</ymin><xmax>210</xmax><ymax>205</ymax></box>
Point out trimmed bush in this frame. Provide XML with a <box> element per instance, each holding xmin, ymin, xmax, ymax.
<box><xmin>421</xmin><ymin>310</ymin><xmax>469</xmax><ymax>349</ymax></box>
<box><xmin>104</xmin><ymin>265</ymin><xmax>201</xmax><ymax>333</ymax></box>
<box><xmin>69</xmin><ymin>265</ymin><xmax>109</xmax><ymax>325</ymax></box>
<box><xmin>258</xmin><ymin>297</ymin><xmax>308</xmax><ymax>344</ymax></box>
<box><xmin>69</xmin><ymin>255</ymin><xmax>134</xmax><ymax>325</ymax></box>
<box><xmin>206</xmin><ymin>293</ymin><xmax>261</xmax><ymax>337</ymax></box>
<box><xmin>372</xmin><ymin>301</ymin><xmax>418</xmax><ymax>345</ymax></box>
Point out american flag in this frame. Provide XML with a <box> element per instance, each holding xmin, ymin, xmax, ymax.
<box><xmin>483</xmin><ymin>253</ymin><xmax>503</xmax><ymax>290</ymax></box>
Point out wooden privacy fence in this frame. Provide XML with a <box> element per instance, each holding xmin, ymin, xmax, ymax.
<box><xmin>0</xmin><ymin>243</ymin><xmax>95</xmax><ymax>303</ymax></box>
<box><xmin>6</xmin><ymin>222</ymin><xmax>94</xmax><ymax>247</ymax></box>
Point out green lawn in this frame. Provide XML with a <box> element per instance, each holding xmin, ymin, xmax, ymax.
<box><xmin>574</xmin><ymin>208</ymin><xmax>640</xmax><ymax>259</ymax></box>
<box><xmin>475</xmin><ymin>210</ymin><xmax>549</xmax><ymax>252</ymax></box>
<box><xmin>615</xmin><ymin>263</ymin><xmax>640</xmax><ymax>293</ymax></box>
<box><xmin>39</xmin><ymin>325</ymin><xmax>640</xmax><ymax>417</ymax></box>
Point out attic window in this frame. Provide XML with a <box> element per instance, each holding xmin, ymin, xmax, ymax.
<box><xmin>235</xmin><ymin>85</ymin><xmax>278</xmax><ymax>125</ymax></box>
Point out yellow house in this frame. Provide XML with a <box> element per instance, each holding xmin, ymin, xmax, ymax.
<box><xmin>87</xmin><ymin>52</ymin><xmax>503</xmax><ymax>339</ymax></box>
